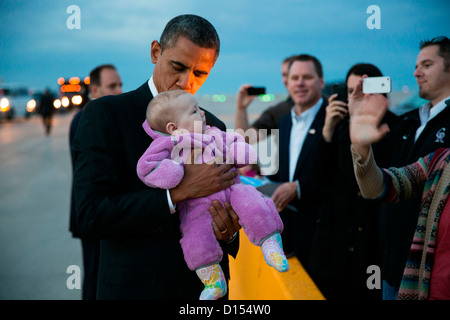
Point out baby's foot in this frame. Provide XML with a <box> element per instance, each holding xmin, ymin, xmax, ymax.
<box><xmin>196</xmin><ymin>264</ymin><xmax>227</xmax><ymax>300</ymax></box>
<box><xmin>261</xmin><ymin>233</ymin><xmax>289</xmax><ymax>272</ymax></box>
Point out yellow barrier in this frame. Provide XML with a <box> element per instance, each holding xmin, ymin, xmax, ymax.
<box><xmin>229</xmin><ymin>230</ymin><xmax>325</xmax><ymax>300</ymax></box>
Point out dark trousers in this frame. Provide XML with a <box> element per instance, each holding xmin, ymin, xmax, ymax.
<box><xmin>81</xmin><ymin>238</ymin><xmax>100</xmax><ymax>300</ymax></box>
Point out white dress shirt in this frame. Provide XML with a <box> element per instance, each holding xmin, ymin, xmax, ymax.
<box><xmin>288</xmin><ymin>98</ymin><xmax>323</xmax><ymax>182</ymax></box>
<box><xmin>415</xmin><ymin>96</ymin><xmax>450</xmax><ymax>141</ymax></box>
<box><xmin>147</xmin><ymin>76</ymin><xmax>176</xmax><ymax>214</ymax></box>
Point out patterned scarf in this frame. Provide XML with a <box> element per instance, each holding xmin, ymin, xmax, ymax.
<box><xmin>396</xmin><ymin>148</ymin><xmax>450</xmax><ymax>300</ymax></box>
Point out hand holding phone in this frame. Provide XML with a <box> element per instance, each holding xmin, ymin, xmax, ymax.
<box><xmin>247</xmin><ymin>87</ymin><xmax>266</xmax><ymax>95</ymax></box>
<box><xmin>362</xmin><ymin>76</ymin><xmax>391</xmax><ymax>94</ymax></box>
<box><xmin>332</xmin><ymin>84</ymin><xmax>348</xmax><ymax>102</ymax></box>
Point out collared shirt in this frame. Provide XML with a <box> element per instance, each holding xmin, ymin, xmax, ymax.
<box><xmin>148</xmin><ymin>76</ymin><xmax>158</xmax><ymax>98</ymax></box>
<box><xmin>147</xmin><ymin>76</ymin><xmax>176</xmax><ymax>214</ymax></box>
<box><xmin>415</xmin><ymin>96</ymin><xmax>450</xmax><ymax>141</ymax></box>
<box><xmin>289</xmin><ymin>98</ymin><xmax>323</xmax><ymax>182</ymax></box>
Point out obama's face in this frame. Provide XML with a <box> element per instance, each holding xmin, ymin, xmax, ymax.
<box><xmin>151</xmin><ymin>36</ymin><xmax>217</xmax><ymax>95</ymax></box>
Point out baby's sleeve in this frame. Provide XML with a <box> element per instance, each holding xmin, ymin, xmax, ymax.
<box><xmin>137</xmin><ymin>138</ymin><xmax>185</xmax><ymax>189</ymax></box>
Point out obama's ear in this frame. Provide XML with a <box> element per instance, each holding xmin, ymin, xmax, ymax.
<box><xmin>150</xmin><ymin>40</ymin><xmax>162</xmax><ymax>64</ymax></box>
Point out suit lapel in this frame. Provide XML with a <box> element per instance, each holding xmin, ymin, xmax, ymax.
<box><xmin>410</xmin><ymin>106</ymin><xmax>450</xmax><ymax>161</ymax></box>
<box><xmin>129</xmin><ymin>81</ymin><xmax>155</xmax><ymax>155</ymax></box>
<box><xmin>278</xmin><ymin>114</ymin><xmax>292</xmax><ymax>181</ymax></box>
<box><xmin>133</xmin><ymin>81</ymin><xmax>154</xmax><ymax>112</ymax></box>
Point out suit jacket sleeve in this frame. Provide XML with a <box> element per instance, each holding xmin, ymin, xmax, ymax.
<box><xmin>72</xmin><ymin>97</ymin><xmax>176</xmax><ymax>239</ymax></box>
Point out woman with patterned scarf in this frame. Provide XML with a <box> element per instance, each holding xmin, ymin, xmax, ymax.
<box><xmin>348</xmin><ymin>78</ymin><xmax>450</xmax><ymax>300</ymax></box>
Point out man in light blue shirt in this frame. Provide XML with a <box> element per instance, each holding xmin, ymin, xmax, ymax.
<box><xmin>270</xmin><ymin>54</ymin><xmax>328</xmax><ymax>271</ymax></box>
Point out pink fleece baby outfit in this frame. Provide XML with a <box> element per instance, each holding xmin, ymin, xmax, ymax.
<box><xmin>137</xmin><ymin>121</ymin><xmax>284</xmax><ymax>271</ymax></box>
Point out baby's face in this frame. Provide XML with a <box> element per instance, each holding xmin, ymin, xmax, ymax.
<box><xmin>173</xmin><ymin>93</ymin><xmax>206</xmax><ymax>134</ymax></box>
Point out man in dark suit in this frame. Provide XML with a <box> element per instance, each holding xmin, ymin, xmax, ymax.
<box><xmin>69</xmin><ymin>64</ymin><xmax>122</xmax><ymax>300</ymax></box>
<box><xmin>377</xmin><ymin>36</ymin><xmax>450</xmax><ymax>300</ymax></box>
<box><xmin>72</xmin><ymin>14</ymin><xmax>240</xmax><ymax>300</ymax></box>
<box><xmin>269</xmin><ymin>54</ymin><xmax>328</xmax><ymax>274</ymax></box>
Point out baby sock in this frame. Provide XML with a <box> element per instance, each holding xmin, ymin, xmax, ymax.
<box><xmin>261</xmin><ymin>233</ymin><xmax>289</xmax><ymax>272</ymax></box>
<box><xmin>195</xmin><ymin>263</ymin><xmax>227</xmax><ymax>300</ymax></box>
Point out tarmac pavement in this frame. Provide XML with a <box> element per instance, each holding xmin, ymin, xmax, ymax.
<box><xmin>0</xmin><ymin>112</ymin><xmax>82</xmax><ymax>300</ymax></box>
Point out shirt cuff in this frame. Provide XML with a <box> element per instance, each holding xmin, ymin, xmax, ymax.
<box><xmin>166</xmin><ymin>189</ymin><xmax>176</xmax><ymax>214</ymax></box>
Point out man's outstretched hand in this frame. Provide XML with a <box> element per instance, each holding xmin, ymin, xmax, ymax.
<box><xmin>348</xmin><ymin>77</ymin><xmax>390</xmax><ymax>160</ymax></box>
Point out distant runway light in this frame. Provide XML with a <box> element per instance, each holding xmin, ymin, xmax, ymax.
<box><xmin>212</xmin><ymin>94</ymin><xmax>226</xmax><ymax>103</ymax></box>
<box><xmin>259</xmin><ymin>94</ymin><xmax>275</xmax><ymax>102</ymax></box>
<box><xmin>1</xmin><ymin>97</ymin><xmax>10</xmax><ymax>112</ymax></box>
<box><xmin>72</xmin><ymin>95</ymin><xmax>82</xmax><ymax>105</ymax></box>
<box><xmin>54</xmin><ymin>99</ymin><xmax>61</xmax><ymax>109</ymax></box>
<box><xmin>61</xmin><ymin>97</ymin><xmax>70</xmax><ymax>107</ymax></box>
<box><xmin>26</xmin><ymin>99</ymin><xmax>36</xmax><ymax>112</ymax></box>
<box><xmin>69</xmin><ymin>77</ymin><xmax>80</xmax><ymax>85</ymax></box>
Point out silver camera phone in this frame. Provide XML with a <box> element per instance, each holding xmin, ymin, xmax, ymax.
<box><xmin>362</xmin><ymin>76</ymin><xmax>391</xmax><ymax>94</ymax></box>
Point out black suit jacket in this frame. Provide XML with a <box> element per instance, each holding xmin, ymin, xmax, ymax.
<box><xmin>306</xmin><ymin>109</ymin><xmax>398</xmax><ymax>300</ymax></box>
<box><xmin>271</xmin><ymin>97</ymin><xmax>328</xmax><ymax>270</ymax></box>
<box><xmin>69</xmin><ymin>109</ymin><xmax>83</xmax><ymax>238</ymax></box>
<box><xmin>72</xmin><ymin>81</ymin><xmax>237</xmax><ymax>299</ymax></box>
<box><xmin>380</xmin><ymin>102</ymin><xmax>450</xmax><ymax>287</ymax></box>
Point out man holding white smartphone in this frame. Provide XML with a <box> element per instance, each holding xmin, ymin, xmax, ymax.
<box><xmin>362</xmin><ymin>76</ymin><xmax>392</xmax><ymax>94</ymax></box>
<box><xmin>376</xmin><ymin>36</ymin><xmax>450</xmax><ymax>300</ymax></box>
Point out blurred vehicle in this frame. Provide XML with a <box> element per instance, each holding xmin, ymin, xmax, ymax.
<box><xmin>0</xmin><ymin>84</ymin><xmax>36</xmax><ymax>120</ymax></box>
<box><xmin>55</xmin><ymin>76</ymin><xmax>90</xmax><ymax>112</ymax></box>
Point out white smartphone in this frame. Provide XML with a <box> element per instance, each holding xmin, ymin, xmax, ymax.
<box><xmin>362</xmin><ymin>76</ymin><xmax>391</xmax><ymax>94</ymax></box>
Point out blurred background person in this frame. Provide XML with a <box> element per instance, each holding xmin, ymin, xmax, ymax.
<box><xmin>68</xmin><ymin>64</ymin><xmax>122</xmax><ymax>300</ymax></box>
<box><xmin>308</xmin><ymin>63</ymin><xmax>398</xmax><ymax>300</ymax></box>
<box><xmin>88</xmin><ymin>64</ymin><xmax>123</xmax><ymax>99</ymax></box>
<box><xmin>234</xmin><ymin>56</ymin><xmax>295</xmax><ymax>178</ymax></box>
<box><xmin>39</xmin><ymin>88</ymin><xmax>56</xmax><ymax>135</ymax></box>
<box><xmin>268</xmin><ymin>54</ymin><xmax>328</xmax><ymax>274</ymax></box>
<box><xmin>376</xmin><ymin>35</ymin><xmax>450</xmax><ymax>300</ymax></box>
<box><xmin>349</xmin><ymin>79</ymin><xmax>450</xmax><ymax>300</ymax></box>
<box><xmin>235</xmin><ymin>55</ymin><xmax>294</xmax><ymax>142</ymax></box>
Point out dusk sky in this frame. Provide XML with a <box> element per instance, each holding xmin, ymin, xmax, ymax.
<box><xmin>1</xmin><ymin>0</ymin><xmax>449</xmax><ymax>95</ymax></box>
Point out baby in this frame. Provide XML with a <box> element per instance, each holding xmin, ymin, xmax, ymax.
<box><xmin>137</xmin><ymin>90</ymin><xmax>288</xmax><ymax>300</ymax></box>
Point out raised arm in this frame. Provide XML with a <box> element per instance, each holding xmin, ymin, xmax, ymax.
<box><xmin>235</xmin><ymin>84</ymin><xmax>255</xmax><ymax>133</ymax></box>
<box><xmin>322</xmin><ymin>93</ymin><xmax>348</xmax><ymax>142</ymax></box>
<box><xmin>348</xmin><ymin>77</ymin><xmax>390</xmax><ymax>161</ymax></box>
<box><xmin>348</xmin><ymin>77</ymin><xmax>393</xmax><ymax>199</ymax></box>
